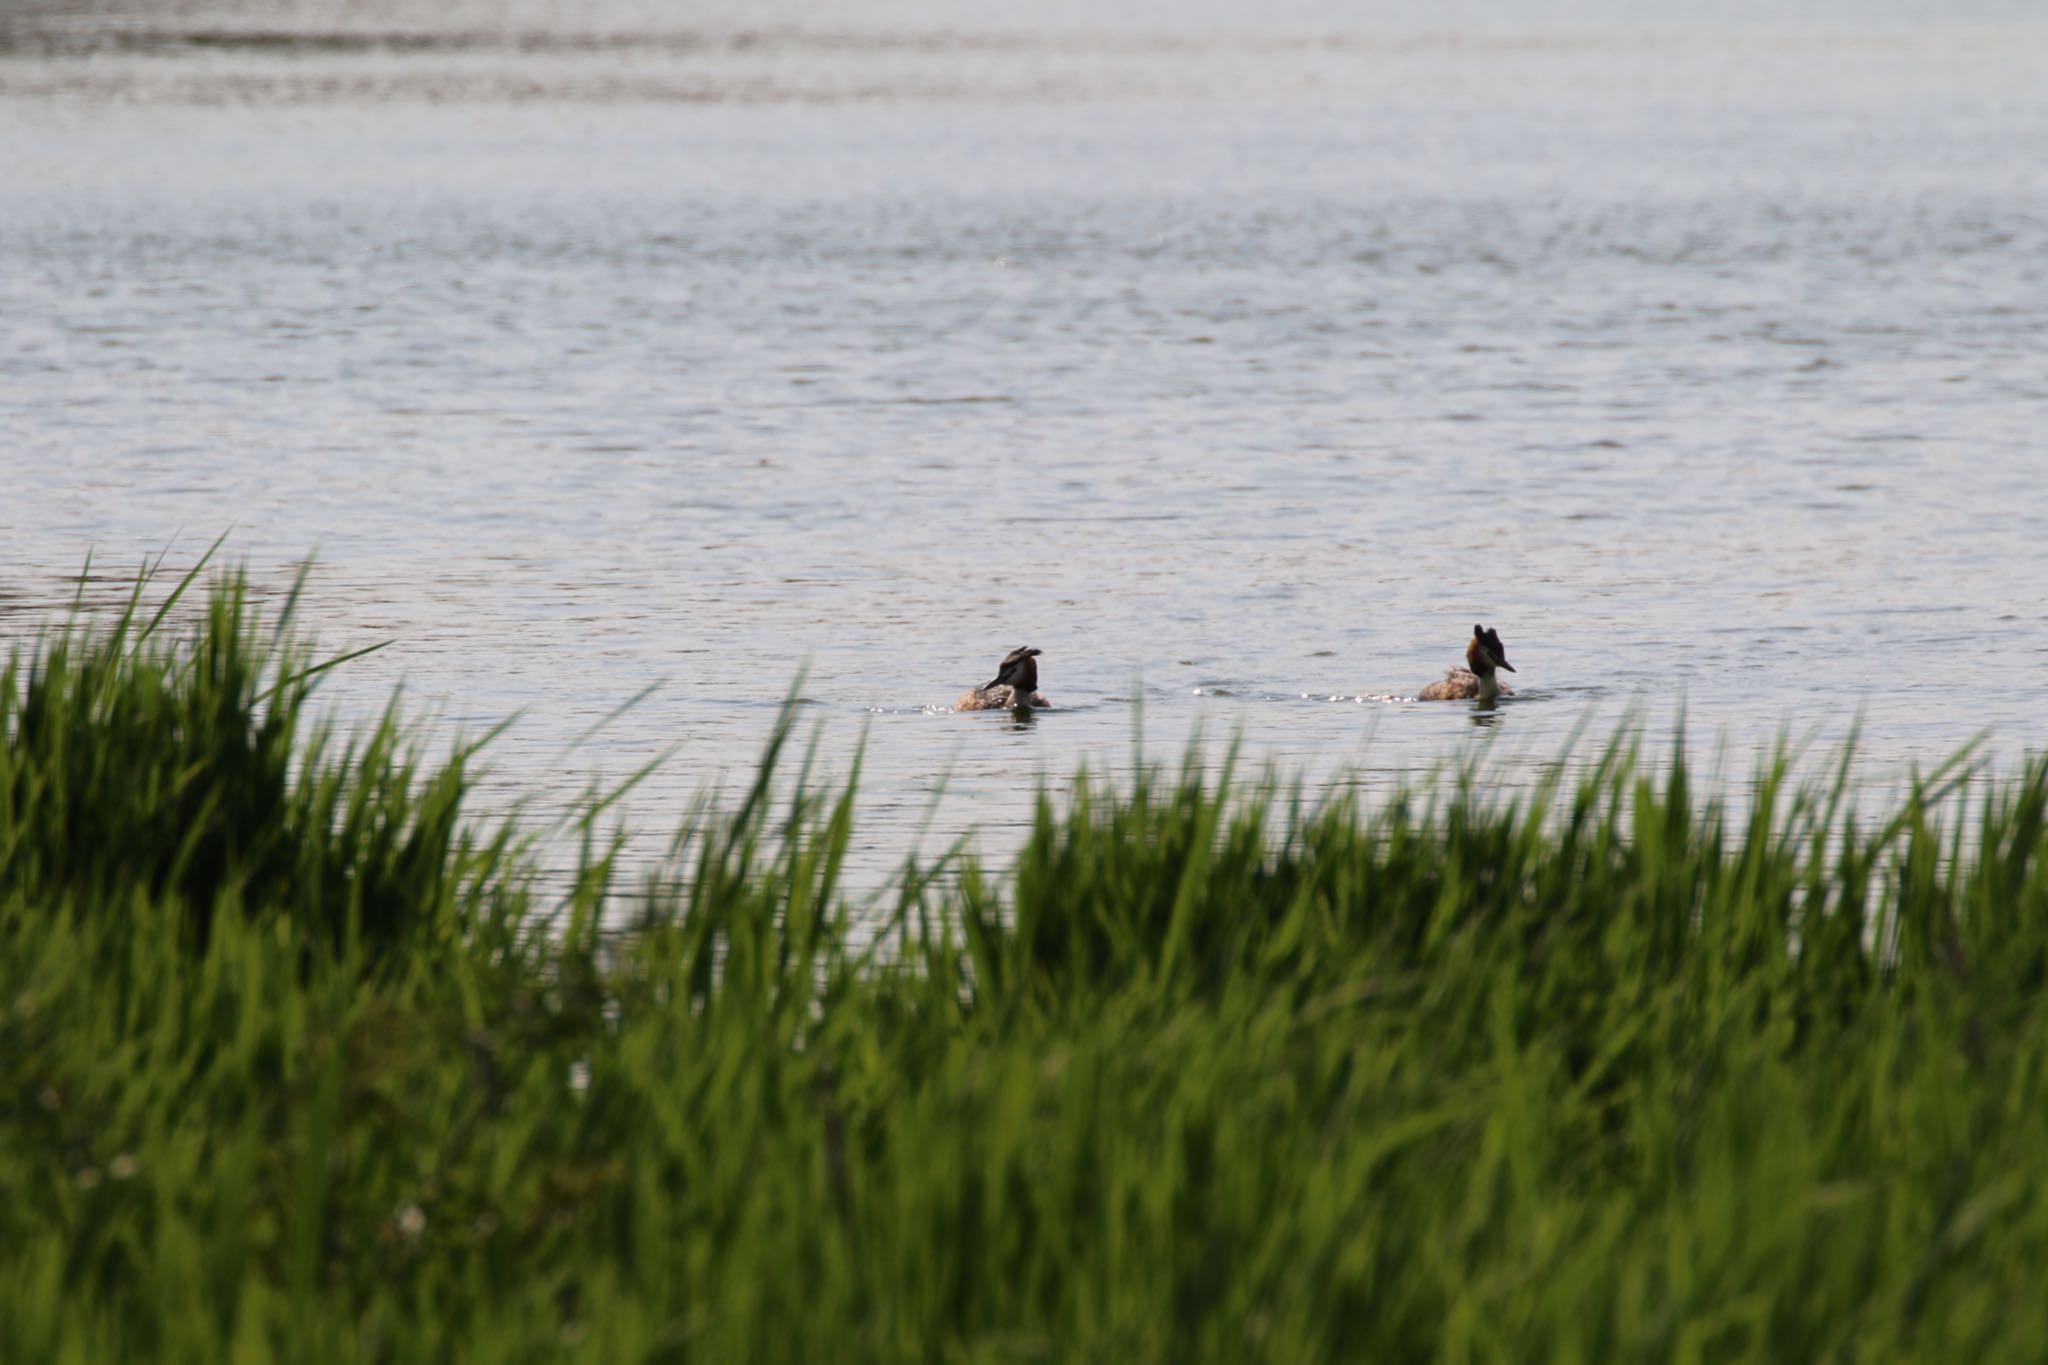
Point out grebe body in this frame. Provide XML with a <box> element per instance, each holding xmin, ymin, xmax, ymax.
<box><xmin>1418</xmin><ymin>624</ymin><xmax>1516</xmax><ymax>702</ymax></box>
<box><xmin>957</xmin><ymin>646</ymin><xmax>1050</xmax><ymax>712</ymax></box>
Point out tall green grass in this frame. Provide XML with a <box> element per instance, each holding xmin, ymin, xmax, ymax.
<box><xmin>5</xmin><ymin>567</ymin><xmax>2048</xmax><ymax>1362</ymax></box>
<box><xmin>0</xmin><ymin>546</ymin><xmax>518</xmax><ymax>957</ymax></box>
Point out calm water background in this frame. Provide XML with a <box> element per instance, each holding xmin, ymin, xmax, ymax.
<box><xmin>4</xmin><ymin>0</ymin><xmax>2045</xmax><ymax>891</ymax></box>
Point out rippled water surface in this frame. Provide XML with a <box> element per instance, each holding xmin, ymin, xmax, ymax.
<box><xmin>5</xmin><ymin>0</ymin><xmax>2046</xmax><ymax>887</ymax></box>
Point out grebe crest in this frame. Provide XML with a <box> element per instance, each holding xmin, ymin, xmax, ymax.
<box><xmin>1418</xmin><ymin>623</ymin><xmax>1517</xmax><ymax>702</ymax></box>
<box><xmin>956</xmin><ymin>646</ymin><xmax>1050</xmax><ymax>712</ymax></box>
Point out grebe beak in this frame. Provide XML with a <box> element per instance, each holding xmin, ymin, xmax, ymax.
<box><xmin>1497</xmin><ymin>658</ymin><xmax>1516</xmax><ymax>673</ymax></box>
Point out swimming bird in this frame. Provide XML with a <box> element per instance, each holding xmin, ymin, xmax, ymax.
<box><xmin>956</xmin><ymin>646</ymin><xmax>1049</xmax><ymax>712</ymax></box>
<box><xmin>1418</xmin><ymin>624</ymin><xmax>1517</xmax><ymax>702</ymax></box>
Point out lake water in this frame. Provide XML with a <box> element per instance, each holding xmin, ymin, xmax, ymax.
<box><xmin>4</xmin><ymin>0</ymin><xmax>2046</xmax><ymax>892</ymax></box>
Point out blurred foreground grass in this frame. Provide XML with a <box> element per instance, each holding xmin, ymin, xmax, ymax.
<box><xmin>5</xmin><ymin>563</ymin><xmax>2048</xmax><ymax>1362</ymax></box>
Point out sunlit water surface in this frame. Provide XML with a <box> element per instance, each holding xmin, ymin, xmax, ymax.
<box><xmin>4</xmin><ymin>0</ymin><xmax>2045</xmax><ymax>894</ymax></box>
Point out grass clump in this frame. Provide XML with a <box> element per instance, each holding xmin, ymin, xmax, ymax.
<box><xmin>6</xmin><ymin>564</ymin><xmax>2048</xmax><ymax>1362</ymax></box>
<box><xmin>0</xmin><ymin>547</ymin><xmax>515</xmax><ymax>956</ymax></box>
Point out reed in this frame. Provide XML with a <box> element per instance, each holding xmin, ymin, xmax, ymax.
<box><xmin>5</xmin><ymin>566</ymin><xmax>2048</xmax><ymax>1362</ymax></box>
<box><xmin>0</xmin><ymin>544</ymin><xmax>521</xmax><ymax>959</ymax></box>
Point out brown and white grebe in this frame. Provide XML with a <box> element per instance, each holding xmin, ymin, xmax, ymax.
<box><xmin>1418</xmin><ymin>624</ymin><xmax>1517</xmax><ymax>702</ymax></box>
<box><xmin>956</xmin><ymin>646</ymin><xmax>1050</xmax><ymax>712</ymax></box>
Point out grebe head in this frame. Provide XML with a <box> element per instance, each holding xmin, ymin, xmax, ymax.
<box><xmin>986</xmin><ymin>646</ymin><xmax>1042</xmax><ymax>694</ymax></box>
<box><xmin>1469</xmin><ymin>624</ymin><xmax>1515</xmax><ymax>675</ymax></box>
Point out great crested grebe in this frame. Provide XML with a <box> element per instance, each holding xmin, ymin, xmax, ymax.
<box><xmin>1418</xmin><ymin>624</ymin><xmax>1517</xmax><ymax>702</ymax></box>
<box><xmin>956</xmin><ymin>646</ymin><xmax>1050</xmax><ymax>712</ymax></box>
